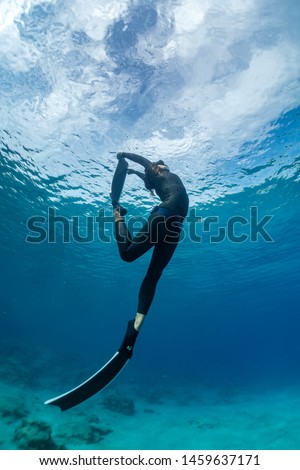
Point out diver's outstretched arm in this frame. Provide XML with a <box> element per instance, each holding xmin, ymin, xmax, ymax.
<box><xmin>127</xmin><ymin>169</ymin><xmax>145</xmax><ymax>181</ymax></box>
<box><xmin>117</xmin><ymin>152</ymin><xmax>152</xmax><ymax>171</ymax></box>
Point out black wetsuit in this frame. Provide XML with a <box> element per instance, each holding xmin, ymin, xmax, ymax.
<box><xmin>115</xmin><ymin>153</ymin><xmax>189</xmax><ymax>315</ymax></box>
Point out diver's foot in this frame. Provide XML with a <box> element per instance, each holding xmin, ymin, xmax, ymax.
<box><xmin>118</xmin><ymin>320</ymin><xmax>139</xmax><ymax>357</ymax></box>
<box><xmin>116</xmin><ymin>204</ymin><xmax>127</xmax><ymax>216</ymax></box>
<box><xmin>110</xmin><ymin>196</ymin><xmax>127</xmax><ymax>216</ymax></box>
<box><xmin>113</xmin><ymin>208</ymin><xmax>125</xmax><ymax>223</ymax></box>
<box><xmin>134</xmin><ymin>313</ymin><xmax>146</xmax><ymax>331</ymax></box>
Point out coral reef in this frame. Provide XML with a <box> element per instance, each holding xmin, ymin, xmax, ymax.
<box><xmin>56</xmin><ymin>418</ymin><xmax>112</xmax><ymax>445</ymax></box>
<box><xmin>13</xmin><ymin>419</ymin><xmax>65</xmax><ymax>450</ymax></box>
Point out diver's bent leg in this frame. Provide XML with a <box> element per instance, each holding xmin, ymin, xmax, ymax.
<box><xmin>137</xmin><ymin>235</ymin><xmax>180</xmax><ymax>315</ymax></box>
<box><xmin>114</xmin><ymin>209</ymin><xmax>133</xmax><ymax>259</ymax></box>
<box><xmin>115</xmin><ymin>212</ymin><xmax>159</xmax><ymax>262</ymax></box>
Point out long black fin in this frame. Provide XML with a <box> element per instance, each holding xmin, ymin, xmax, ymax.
<box><xmin>44</xmin><ymin>321</ymin><xmax>138</xmax><ymax>411</ymax></box>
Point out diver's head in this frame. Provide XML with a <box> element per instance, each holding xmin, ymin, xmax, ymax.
<box><xmin>144</xmin><ymin>160</ymin><xmax>170</xmax><ymax>191</ymax></box>
<box><xmin>151</xmin><ymin>160</ymin><xmax>170</xmax><ymax>174</ymax></box>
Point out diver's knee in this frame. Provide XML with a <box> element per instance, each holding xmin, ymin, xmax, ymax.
<box><xmin>120</xmin><ymin>252</ymin><xmax>136</xmax><ymax>263</ymax></box>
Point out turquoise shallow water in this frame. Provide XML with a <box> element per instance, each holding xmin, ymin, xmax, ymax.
<box><xmin>0</xmin><ymin>0</ymin><xmax>300</xmax><ymax>450</ymax></box>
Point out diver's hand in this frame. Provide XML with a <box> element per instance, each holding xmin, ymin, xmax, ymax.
<box><xmin>127</xmin><ymin>168</ymin><xmax>135</xmax><ymax>175</ymax></box>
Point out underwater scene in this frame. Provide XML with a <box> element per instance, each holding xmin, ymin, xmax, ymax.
<box><xmin>0</xmin><ymin>0</ymin><xmax>300</xmax><ymax>450</ymax></box>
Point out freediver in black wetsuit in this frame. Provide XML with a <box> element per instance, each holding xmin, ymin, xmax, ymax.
<box><xmin>112</xmin><ymin>152</ymin><xmax>189</xmax><ymax>350</ymax></box>
<box><xmin>43</xmin><ymin>152</ymin><xmax>189</xmax><ymax>411</ymax></box>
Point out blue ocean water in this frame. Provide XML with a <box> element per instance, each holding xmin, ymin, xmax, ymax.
<box><xmin>0</xmin><ymin>0</ymin><xmax>300</xmax><ymax>450</ymax></box>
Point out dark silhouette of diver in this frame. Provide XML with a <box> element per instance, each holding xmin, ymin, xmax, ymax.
<box><xmin>112</xmin><ymin>152</ymin><xmax>189</xmax><ymax>352</ymax></box>
<box><xmin>43</xmin><ymin>152</ymin><xmax>189</xmax><ymax>411</ymax></box>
